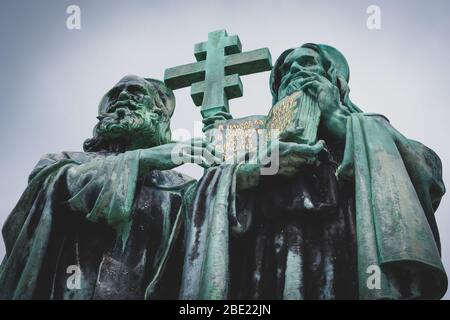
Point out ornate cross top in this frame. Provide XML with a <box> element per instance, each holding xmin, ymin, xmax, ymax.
<box><xmin>164</xmin><ymin>30</ymin><xmax>272</xmax><ymax>118</ymax></box>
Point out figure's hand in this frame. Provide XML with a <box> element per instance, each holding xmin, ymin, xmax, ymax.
<box><xmin>279</xmin><ymin>126</ymin><xmax>307</xmax><ymax>145</ymax></box>
<box><xmin>270</xmin><ymin>139</ymin><xmax>325</xmax><ymax>177</ymax></box>
<box><xmin>294</xmin><ymin>71</ymin><xmax>350</xmax><ymax>141</ymax></box>
<box><xmin>236</xmin><ymin>136</ymin><xmax>325</xmax><ymax>190</ymax></box>
<box><xmin>202</xmin><ymin>111</ymin><xmax>233</xmax><ymax>132</ymax></box>
<box><xmin>294</xmin><ymin>71</ymin><xmax>340</xmax><ymax>115</ymax></box>
<box><xmin>139</xmin><ymin>138</ymin><xmax>222</xmax><ymax>172</ymax></box>
<box><xmin>176</xmin><ymin>138</ymin><xmax>223</xmax><ymax>169</ymax></box>
<box><xmin>249</xmin><ymin>137</ymin><xmax>325</xmax><ymax>178</ymax></box>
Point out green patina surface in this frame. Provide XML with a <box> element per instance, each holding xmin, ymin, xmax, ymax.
<box><xmin>164</xmin><ymin>29</ymin><xmax>272</xmax><ymax>118</ymax></box>
<box><xmin>0</xmin><ymin>30</ymin><xmax>447</xmax><ymax>300</ymax></box>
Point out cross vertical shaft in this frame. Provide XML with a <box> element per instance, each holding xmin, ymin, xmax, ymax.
<box><xmin>164</xmin><ymin>30</ymin><xmax>272</xmax><ymax>119</ymax></box>
<box><xmin>202</xmin><ymin>30</ymin><xmax>229</xmax><ymax>117</ymax></box>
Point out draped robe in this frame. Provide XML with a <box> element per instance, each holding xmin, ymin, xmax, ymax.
<box><xmin>0</xmin><ymin>150</ymin><xmax>195</xmax><ymax>299</ymax></box>
<box><xmin>181</xmin><ymin>113</ymin><xmax>447</xmax><ymax>300</ymax></box>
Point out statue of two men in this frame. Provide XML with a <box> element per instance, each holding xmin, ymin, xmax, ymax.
<box><xmin>0</xmin><ymin>44</ymin><xmax>447</xmax><ymax>300</ymax></box>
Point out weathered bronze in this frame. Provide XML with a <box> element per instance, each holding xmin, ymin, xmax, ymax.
<box><xmin>180</xmin><ymin>42</ymin><xmax>448</xmax><ymax>300</ymax></box>
<box><xmin>0</xmin><ymin>32</ymin><xmax>447</xmax><ymax>300</ymax></box>
<box><xmin>164</xmin><ymin>29</ymin><xmax>272</xmax><ymax>119</ymax></box>
<box><xmin>0</xmin><ymin>75</ymin><xmax>218</xmax><ymax>299</ymax></box>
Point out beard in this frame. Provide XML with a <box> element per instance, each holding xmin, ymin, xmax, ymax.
<box><xmin>95</xmin><ymin>100</ymin><xmax>161</xmax><ymax>149</ymax></box>
<box><xmin>96</xmin><ymin>112</ymin><xmax>152</xmax><ymax>138</ymax></box>
<box><xmin>279</xmin><ymin>69</ymin><xmax>327</xmax><ymax>99</ymax></box>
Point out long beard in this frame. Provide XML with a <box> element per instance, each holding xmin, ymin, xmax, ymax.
<box><xmin>279</xmin><ymin>69</ymin><xmax>327</xmax><ymax>100</ymax></box>
<box><xmin>97</xmin><ymin>113</ymin><xmax>147</xmax><ymax>137</ymax></box>
<box><xmin>95</xmin><ymin>107</ymin><xmax>161</xmax><ymax>149</ymax></box>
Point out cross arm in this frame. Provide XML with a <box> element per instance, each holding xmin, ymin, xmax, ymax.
<box><xmin>164</xmin><ymin>61</ymin><xmax>205</xmax><ymax>90</ymax></box>
<box><xmin>224</xmin><ymin>48</ymin><xmax>272</xmax><ymax>76</ymax></box>
<box><xmin>190</xmin><ymin>74</ymin><xmax>243</xmax><ymax>106</ymax></box>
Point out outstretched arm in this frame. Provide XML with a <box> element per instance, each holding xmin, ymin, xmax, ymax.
<box><xmin>139</xmin><ymin>138</ymin><xmax>221</xmax><ymax>173</ymax></box>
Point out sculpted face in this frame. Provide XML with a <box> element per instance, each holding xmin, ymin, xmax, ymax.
<box><xmin>277</xmin><ymin>47</ymin><xmax>327</xmax><ymax>100</ymax></box>
<box><xmin>94</xmin><ymin>75</ymin><xmax>169</xmax><ymax>150</ymax></box>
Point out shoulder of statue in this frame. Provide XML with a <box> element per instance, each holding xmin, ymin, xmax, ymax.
<box><xmin>358</xmin><ymin>112</ymin><xmax>390</xmax><ymax>123</ymax></box>
<box><xmin>28</xmin><ymin>152</ymin><xmax>75</xmax><ymax>182</ymax></box>
<box><xmin>28</xmin><ymin>151</ymin><xmax>116</xmax><ymax>182</ymax></box>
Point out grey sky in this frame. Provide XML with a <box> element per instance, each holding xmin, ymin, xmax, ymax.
<box><xmin>1</xmin><ymin>0</ymin><xmax>449</xmax><ymax>299</ymax></box>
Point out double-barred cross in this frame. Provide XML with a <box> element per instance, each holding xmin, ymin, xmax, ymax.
<box><xmin>164</xmin><ymin>30</ymin><xmax>272</xmax><ymax>119</ymax></box>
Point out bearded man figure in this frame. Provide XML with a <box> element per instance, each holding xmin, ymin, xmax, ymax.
<box><xmin>0</xmin><ymin>75</ymin><xmax>218</xmax><ymax>299</ymax></box>
<box><xmin>181</xmin><ymin>44</ymin><xmax>447</xmax><ymax>300</ymax></box>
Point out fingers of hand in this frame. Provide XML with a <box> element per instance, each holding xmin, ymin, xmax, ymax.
<box><xmin>194</xmin><ymin>139</ymin><xmax>223</xmax><ymax>161</ymax></box>
<box><xmin>277</xmin><ymin>140</ymin><xmax>324</xmax><ymax>169</ymax></box>
<box><xmin>182</xmin><ymin>153</ymin><xmax>211</xmax><ymax>168</ymax></box>
<box><xmin>300</xmin><ymin>80</ymin><xmax>323</xmax><ymax>97</ymax></box>
<box><xmin>292</xmin><ymin>140</ymin><xmax>325</xmax><ymax>156</ymax></box>
<box><xmin>279</xmin><ymin>126</ymin><xmax>305</xmax><ymax>142</ymax></box>
<box><xmin>181</xmin><ymin>148</ymin><xmax>212</xmax><ymax>168</ymax></box>
<box><xmin>202</xmin><ymin>111</ymin><xmax>232</xmax><ymax>123</ymax></box>
<box><xmin>202</xmin><ymin>112</ymin><xmax>233</xmax><ymax>131</ymax></box>
<box><xmin>180</xmin><ymin>140</ymin><xmax>223</xmax><ymax>167</ymax></box>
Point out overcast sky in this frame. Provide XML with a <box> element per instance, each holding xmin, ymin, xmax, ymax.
<box><xmin>1</xmin><ymin>0</ymin><xmax>449</xmax><ymax>299</ymax></box>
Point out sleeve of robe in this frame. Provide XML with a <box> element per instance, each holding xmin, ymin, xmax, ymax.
<box><xmin>337</xmin><ymin>113</ymin><xmax>447</xmax><ymax>300</ymax></box>
<box><xmin>64</xmin><ymin>151</ymin><xmax>141</xmax><ymax>247</ymax></box>
<box><xmin>0</xmin><ymin>150</ymin><xmax>142</xmax><ymax>299</ymax></box>
<box><xmin>0</xmin><ymin>153</ymin><xmax>78</xmax><ymax>299</ymax></box>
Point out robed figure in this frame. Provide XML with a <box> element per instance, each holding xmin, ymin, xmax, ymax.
<box><xmin>180</xmin><ymin>44</ymin><xmax>447</xmax><ymax>300</ymax></box>
<box><xmin>0</xmin><ymin>75</ymin><xmax>216</xmax><ymax>299</ymax></box>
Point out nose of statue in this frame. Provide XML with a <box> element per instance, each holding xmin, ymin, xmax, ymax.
<box><xmin>290</xmin><ymin>61</ymin><xmax>302</xmax><ymax>74</ymax></box>
<box><xmin>118</xmin><ymin>90</ymin><xmax>130</xmax><ymax>101</ymax></box>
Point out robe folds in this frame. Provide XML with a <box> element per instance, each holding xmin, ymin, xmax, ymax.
<box><xmin>181</xmin><ymin>113</ymin><xmax>447</xmax><ymax>300</ymax></box>
<box><xmin>0</xmin><ymin>150</ymin><xmax>196</xmax><ymax>299</ymax></box>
